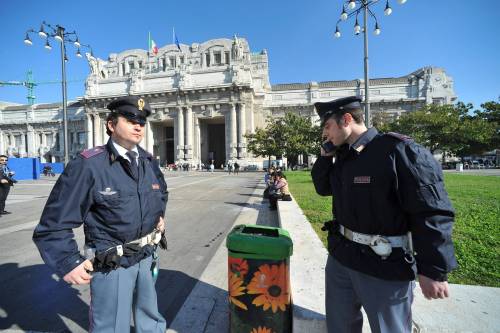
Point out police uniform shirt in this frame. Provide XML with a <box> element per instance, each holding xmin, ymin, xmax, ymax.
<box><xmin>311</xmin><ymin>128</ymin><xmax>457</xmax><ymax>282</ymax></box>
<box><xmin>112</xmin><ymin>140</ymin><xmax>139</xmax><ymax>164</ymax></box>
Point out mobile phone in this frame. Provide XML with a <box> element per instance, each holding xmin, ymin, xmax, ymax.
<box><xmin>321</xmin><ymin>140</ymin><xmax>336</xmax><ymax>153</ymax></box>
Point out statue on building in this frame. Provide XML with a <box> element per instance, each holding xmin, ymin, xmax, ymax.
<box><xmin>86</xmin><ymin>52</ymin><xmax>109</xmax><ymax>79</ymax></box>
<box><xmin>232</xmin><ymin>35</ymin><xmax>243</xmax><ymax>61</ymax></box>
<box><xmin>130</xmin><ymin>69</ymin><xmax>144</xmax><ymax>92</ymax></box>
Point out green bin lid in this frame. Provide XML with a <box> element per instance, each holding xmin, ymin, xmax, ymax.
<box><xmin>226</xmin><ymin>224</ymin><xmax>293</xmax><ymax>260</ymax></box>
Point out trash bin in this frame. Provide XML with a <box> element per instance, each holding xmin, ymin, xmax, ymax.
<box><xmin>226</xmin><ymin>224</ymin><xmax>293</xmax><ymax>333</ymax></box>
<box><xmin>456</xmin><ymin>163</ymin><xmax>463</xmax><ymax>172</ymax></box>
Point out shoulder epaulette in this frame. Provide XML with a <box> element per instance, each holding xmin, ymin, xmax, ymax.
<box><xmin>386</xmin><ymin>132</ymin><xmax>413</xmax><ymax>142</ymax></box>
<box><xmin>80</xmin><ymin>146</ymin><xmax>105</xmax><ymax>159</ymax></box>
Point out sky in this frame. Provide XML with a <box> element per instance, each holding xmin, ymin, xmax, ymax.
<box><xmin>0</xmin><ymin>0</ymin><xmax>499</xmax><ymax>109</ymax></box>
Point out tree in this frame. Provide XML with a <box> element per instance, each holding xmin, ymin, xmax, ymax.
<box><xmin>245</xmin><ymin>112</ymin><xmax>321</xmax><ymax>167</ymax></box>
<box><xmin>245</xmin><ymin>117</ymin><xmax>285</xmax><ymax>167</ymax></box>
<box><xmin>383</xmin><ymin>102</ymin><xmax>496</xmax><ymax>161</ymax></box>
<box><xmin>474</xmin><ymin>100</ymin><xmax>500</xmax><ymax>150</ymax></box>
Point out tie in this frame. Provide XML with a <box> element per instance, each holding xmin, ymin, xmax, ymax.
<box><xmin>126</xmin><ymin>151</ymin><xmax>138</xmax><ymax>179</ymax></box>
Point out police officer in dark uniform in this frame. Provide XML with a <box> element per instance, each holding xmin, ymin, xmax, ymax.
<box><xmin>311</xmin><ymin>96</ymin><xmax>457</xmax><ymax>333</ymax></box>
<box><xmin>33</xmin><ymin>96</ymin><xmax>168</xmax><ymax>332</ymax></box>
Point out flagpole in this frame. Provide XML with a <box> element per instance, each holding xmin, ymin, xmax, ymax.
<box><xmin>172</xmin><ymin>27</ymin><xmax>175</xmax><ymax>45</ymax></box>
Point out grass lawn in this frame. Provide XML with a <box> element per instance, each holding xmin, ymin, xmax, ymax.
<box><xmin>285</xmin><ymin>171</ymin><xmax>500</xmax><ymax>287</ymax></box>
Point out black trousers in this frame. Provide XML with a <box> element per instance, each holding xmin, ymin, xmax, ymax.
<box><xmin>269</xmin><ymin>193</ymin><xmax>292</xmax><ymax>208</ymax></box>
<box><xmin>0</xmin><ymin>184</ymin><xmax>10</xmax><ymax>213</ymax></box>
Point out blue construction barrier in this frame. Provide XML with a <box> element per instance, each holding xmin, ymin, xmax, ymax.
<box><xmin>6</xmin><ymin>158</ymin><xmax>43</xmax><ymax>180</ymax></box>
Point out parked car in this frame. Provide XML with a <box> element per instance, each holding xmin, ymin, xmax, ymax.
<box><xmin>471</xmin><ymin>161</ymin><xmax>484</xmax><ymax>169</ymax></box>
<box><xmin>244</xmin><ymin>165</ymin><xmax>258</xmax><ymax>171</ymax></box>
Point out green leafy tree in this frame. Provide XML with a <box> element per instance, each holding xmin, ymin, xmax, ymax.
<box><xmin>245</xmin><ymin>117</ymin><xmax>284</xmax><ymax>167</ymax></box>
<box><xmin>245</xmin><ymin>112</ymin><xmax>321</xmax><ymax>167</ymax></box>
<box><xmin>383</xmin><ymin>102</ymin><xmax>496</xmax><ymax>160</ymax></box>
<box><xmin>474</xmin><ymin>100</ymin><xmax>500</xmax><ymax>150</ymax></box>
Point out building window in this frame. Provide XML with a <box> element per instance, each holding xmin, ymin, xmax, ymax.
<box><xmin>432</xmin><ymin>98</ymin><xmax>444</xmax><ymax>105</ymax></box>
<box><xmin>225</xmin><ymin>51</ymin><xmax>230</xmax><ymax>64</ymax></box>
<box><xmin>39</xmin><ymin>133</ymin><xmax>43</xmax><ymax>145</ymax></box>
<box><xmin>56</xmin><ymin>133</ymin><xmax>60</xmax><ymax>151</ymax></box>
<box><xmin>180</xmin><ymin>56</ymin><xmax>184</xmax><ymax>64</ymax></box>
<box><xmin>78</xmin><ymin>132</ymin><xmax>86</xmax><ymax>145</ymax></box>
<box><xmin>214</xmin><ymin>51</ymin><xmax>222</xmax><ymax>65</ymax></box>
<box><xmin>169</xmin><ymin>56</ymin><xmax>176</xmax><ymax>68</ymax></box>
<box><xmin>129</xmin><ymin>61</ymin><xmax>135</xmax><ymax>70</ymax></box>
<box><xmin>162</xmin><ymin>58</ymin><xmax>167</xmax><ymax>71</ymax></box>
<box><xmin>205</xmin><ymin>53</ymin><xmax>210</xmax><ymax>67</ymax></box>
<box><xmin>121</xmin><ymin>63</ymin><xmax>126</xmax><ymax>74</ymax></box>
<box><xmin>138</xmin><ymin>60</ymin><xmax>143</xmax><ymax>68</ymax></box>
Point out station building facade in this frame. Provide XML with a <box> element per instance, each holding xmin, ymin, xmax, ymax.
<box><xmin>0</xmin><ymin>36</ymin><xmax>456</xmax><ymax>166</ymax></box>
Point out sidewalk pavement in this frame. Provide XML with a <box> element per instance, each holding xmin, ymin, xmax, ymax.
<box><xmin>170</xmin><ymin>180</ymin><xmax>500</xmax><ymax>333</ymax></box>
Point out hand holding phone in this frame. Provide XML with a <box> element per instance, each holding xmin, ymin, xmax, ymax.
<box><xmin>321</xmin><ymin>140</ymin><xmax>336</xmax><ymax>156</ymax></box>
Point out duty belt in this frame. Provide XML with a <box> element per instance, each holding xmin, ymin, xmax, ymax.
<box><xmin>84</xmin><ymin>229</ymin><xmax>164</xmax><ymax>270</ymax></box>
<box><xmin>338</xmin><ymin>224</ymin><xmax>415</xmax><ymax>262</ymax></box>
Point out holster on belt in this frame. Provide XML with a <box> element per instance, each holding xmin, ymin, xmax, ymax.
<box><xmin>159</xmin><ymin>232</ymin><xmax>168</xmax><ymax>250</ymax></box>
<box><xmin>321</xmin><ymin>220</ymin><xmax>339</xmax><ymax>233</ymax></box>
<box><xmin>93</xmin><ymin>243</ymin><xmax>145</xmax><ymax>270</ymax></box>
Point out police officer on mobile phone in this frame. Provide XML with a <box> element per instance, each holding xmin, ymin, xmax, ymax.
<box><xmin>311</xmin><ymin>96</ymin><xmax>457</xmax><ymax>333</ymax></box>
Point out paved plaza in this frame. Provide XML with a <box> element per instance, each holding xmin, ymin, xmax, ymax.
<box><xmin>0</xmin><ymin>171</ymin><xmax>271</xmax><ymax>332</ymax></box>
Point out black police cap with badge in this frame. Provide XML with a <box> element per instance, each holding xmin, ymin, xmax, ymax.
<box><xmin>314</xmin><ymin>96</ymin><xmax>362</xmax><ymax>127</ymax></box>
<box><xmin>107</xmin><ymin>96</ymin><xmax>152</xmax><ymax>125</ymax></box>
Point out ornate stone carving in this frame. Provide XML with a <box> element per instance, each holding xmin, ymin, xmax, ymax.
<box><xmin>130</xmin><ymin>69</ymin><xmax>144</xmax><ymax>92</ymax></box>
<box><xmin>86</xmin><ymin>53</ymin><xmax>109</xmax><ymax>79</ymax></box>
<box><xmin>231</xmin><ymin>35</ymin><xmax>243</xmax><ymax>61</ymax></box>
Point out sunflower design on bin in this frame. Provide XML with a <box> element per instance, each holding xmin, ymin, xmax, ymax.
<box><xmin>247</xmin><ymin>263</ymin><xmax>290</xmax><ymax>313</ymax></box>
<box><xmin>229</xmin><ymin>256</ymin><xmax>249</xmax><ymax>278</ymax></box>
<box><xmin>250</xmin><ymin>326</ymin><xmax>275</xmax><ymax>333</ymax></box>
<box><xmin>229</xmin><ymin>273</ymin><xmax>248</xmax><ymax>310</ymax></box>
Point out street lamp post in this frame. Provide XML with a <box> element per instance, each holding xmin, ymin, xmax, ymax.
<box><xmin>334</xmin><ymin>0</ymin><xmax>407</xmax><ymax>127</ymax></box>
<box><xmin>24</xmin><ymin>21</ymin><xmax>92</xmax><ymax>165</ymax></box>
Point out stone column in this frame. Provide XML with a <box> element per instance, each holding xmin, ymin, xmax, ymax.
<box><xmin>93</xmin><ymin>113</ymin><xmax>102</xmax><ymax>146</ymax></box>
<box><xmin>51</xmin><ymin>132</ymin><xmax>56</xmax><ymax>152</ymax></box>
<box><xmin>194</xmin><ymin>115</ymin><xmax>201</xmax><ymax>166</ymax></box>
<box><xmin>146</xmin><ymin>120</ymin><xmax>154</xmax><ymax>153</ymax></box>
<box><xmin>27</xmin><ymin>126</ymin><xmax>36</xmax><ymax>157</ymax></box>
<box><xmin>0</xmin><ymin>131</ymin><xmax>4</xmax><ymax>155</ymax></box>
<box><xmin>20</xmin><ymin>132</ymin><xmax>27</xmax><ymax>157</ymax></box>
<box><xmin>238</xmin><ymin>103</ymin><xmax>246</xmax><ymax>158</ymax></box>
<box><xmin>86</xmin><ymin>113</ymin><xmax>93</xmax><ymax>148</ymax></box>
<box><xmin>185</xmin><ymin>105</ymin><xmax>193</xmax><ymax>161</ymax></box>
<box><xmin>42</xmin><ymin>132</ymin><xmax>47</xmax><ymax>147</ymax></box>
<box><xmin>230</xmin><ymin>103</ymin><xmax>237</xmax><ymax>158</ymax></box>
<box><xmin>249</xmin><ymin>104</ymin><xmax>255</xmax><ymax>134</ymax></box>
<box><xmin>101</xmin><ymin>116</ymin><xmax>107</xmax><ymax>146</ymax></box>
<box><xmin>176</xmin><ymin>107</ymin><xmax>184</xmax><ymax>161</ymax></box>
<box><xmin>57</xmin><ymin>129</ymin><xmax>64</xmax><ymax>154</ymax></box>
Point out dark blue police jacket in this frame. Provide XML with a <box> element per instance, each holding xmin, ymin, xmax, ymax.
<box><xmin>33</xmin><ymin>139</ymin><xmax>168</xmax><ymax>277</ymax></box>
<box><xmin>312</xmin><ymin>128</ymin><xmax>457</xmax><ymax>281</ymax></box>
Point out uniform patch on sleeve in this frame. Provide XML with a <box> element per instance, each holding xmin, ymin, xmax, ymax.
<box><xmin>386</xmin><ymin>132</ymin><xmax>412</xmax><ymax>141</ymax></box>
<box><xmin>152</xmin><ymin>184</ymin><xmax>160</xmax><ymax>190</ymax></box>
<box><xmin>80</xmin><ymin>146</ymin><xmax>105</xmax><ymax>159</ymax></box>
<box><xmin>353</xmin><ymin>176</ymin><xmax>371</xmax><ymax>184</ymax></box>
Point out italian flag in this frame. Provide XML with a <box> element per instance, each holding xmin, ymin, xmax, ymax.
<box><xmin>148</xmin><ymin>32</ymin><xmax>158</xmax><ymax>55</ymax></box>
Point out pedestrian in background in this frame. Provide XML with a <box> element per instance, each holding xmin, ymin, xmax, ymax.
<box><xmin>311</xmin><ymin>96</ymin><xmax>457</xmax><ymax>333</ymax></box>
<box><xmin>0</xmin><ymin>154</ymin><xmax>15</xmax><ymax>216</ymax></box>
<box><xmin>234</xmin><ymin>161</ymin><xmax>240</xmax><ymax>175</ymax></box>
